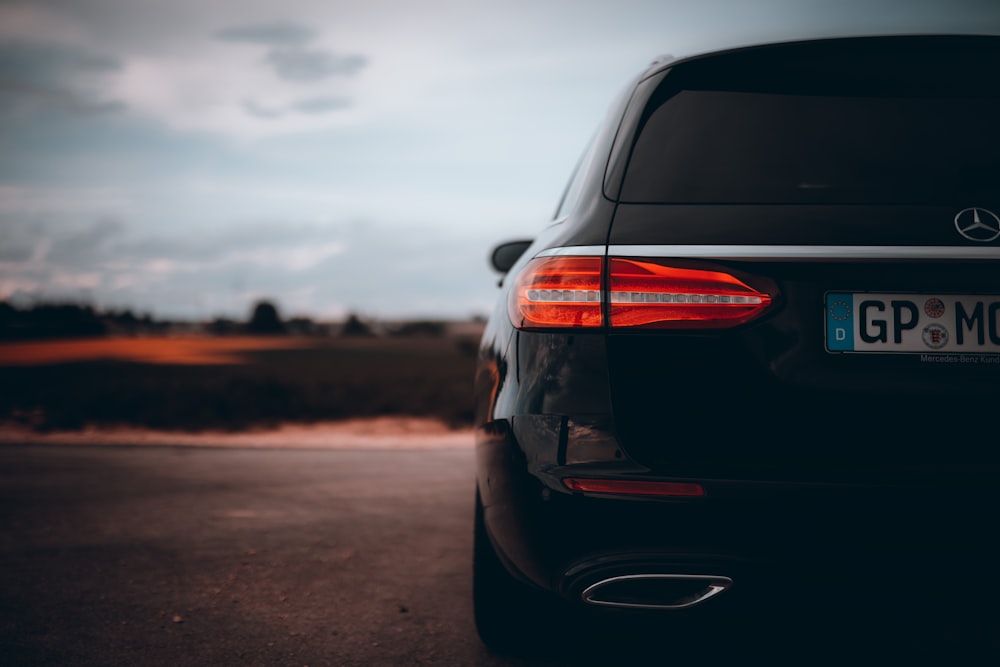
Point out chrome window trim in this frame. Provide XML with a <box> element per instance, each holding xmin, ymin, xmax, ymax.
<box><xmin>535</xmin><ymin>245</ymin><xmax>606</xmax><ymax>257</ymax></box>
<box><xmin>536</xmin><ymin>245</ymin><xmax>1000</xmax><ymax>260</ymax></box>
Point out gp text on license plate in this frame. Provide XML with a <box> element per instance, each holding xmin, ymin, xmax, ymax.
<box><xmin>825</xmin><ymin>293</ymin><xmax>1000</xmax><ymax>355</ymax></box>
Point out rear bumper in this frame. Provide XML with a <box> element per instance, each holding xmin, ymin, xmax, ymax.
<box><xmin>476</xmin><ymin>418</ymin><xmax>1000</xmax><ymax>611</ymax></box>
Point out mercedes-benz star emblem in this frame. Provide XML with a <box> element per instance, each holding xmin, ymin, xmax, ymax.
<box><xmin>954</xmin><ymin>207</ymin><xmax>1000</xmax><ymax>242</ymax></box>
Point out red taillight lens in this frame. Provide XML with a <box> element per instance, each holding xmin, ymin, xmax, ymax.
<box><xmin>609</xmin><ymin>259</ymin><xmax>774</xmax><ymax>329</ymax></box>
<box><xmin>508</xmin><ymin>256</ymin><xmax>603</xmax><ymax>330</ymax></box>
<box><xmin>507</xmin><ymin>255</ymin><xmax>775</xmax><ymax>330</ymax></box>
<box><xmin>563</xmin><ymin>478</ymin><xmax>705</xmax><ymax>498</ymax></box>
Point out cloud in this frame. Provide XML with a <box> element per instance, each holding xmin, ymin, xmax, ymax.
<box><xmin>242</xmin><ymin>95</ymin><xmax>351</xmax><ymax>119</ymax></box>
<box><xmin>217</xmin><ymin>20</ymin><xmax>369</xmax><ymax>83</ymax></box>
<box><xmin>0</xmin><ymin>212</ymin><xmax>499</xmax><ymax>319</ymax></box>
<box><xmin>98</xmin><ymin>13</ymin><xmax>371</xmax><ymax>136</ymax></box>
<box><xmin>0</xmin><ymin>185</ymin><xmax>133</xmax><ymax>216</ymax></box>
<box><xmin>264</xmin><ymin>48</ymin><xmax>368</xmax><ymax>82</ymax></box>
<box><xmin>106</xmin><ymin>49</ymin><xmax>367</xmax><ymax>136</ymax></box>
<box><xmin>0</xmin><ymin>42</ymin><xmax>120</xmax><ymax>78</ymax></box>
<box><xmin>291</xmin><ymin>96</ymin><xmax>351</xmax><ymax>114</ymax></box>
<box><xmin>0</xmin><ymin>214</ymin><xmax>124</xmax><ymax>270</ymax></box>
<box><xmin>0</xmin><ymin>226</ymin><xmax>39</xmax><ymax>263</ymax></box>
<box><xmin>215</xmin><ymin>21</ymin><xmax>315</xmax><ymax>47</ymax></box>
<box><xmin>0</xmin><ymin>215</ymin><xmax>120</xmax><ymax>304</ymax></box>
<box><xmin>0</xmin><ymin>41</ymin><xmax>123</xmax><ymax>115</ymax></box>
<box><xmin>222</xmin><ymin>240</ymin><xmax>346</xmax><ymax>271</ymax></box>
<box><xmin>242</xmin><ymin>99</ymin><xmax>282</xmax><ymax>119</ymax></box>
<box><xmin>47</xmin><ymin>218</ymin><xmax>126</xmax><ymax>266</ymax></box>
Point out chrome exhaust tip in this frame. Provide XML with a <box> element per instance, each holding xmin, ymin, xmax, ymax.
<box><xmin>581</xmin><ymin>574</ymin><xmax>733</xmax><ymax>610</ymax></box>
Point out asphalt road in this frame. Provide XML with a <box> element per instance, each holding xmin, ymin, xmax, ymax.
<box><xmin>1</xmin><ymin>443</ymin><xmax>997</xmax><ymax>666</ymax></box>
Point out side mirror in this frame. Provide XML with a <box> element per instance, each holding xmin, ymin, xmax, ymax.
<box><xmin>490</xmin><ymin>240</ymin><xmax>533</xmax><ymax>274</ymax></box>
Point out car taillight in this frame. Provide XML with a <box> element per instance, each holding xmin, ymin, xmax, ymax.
<box><xmin>508</xmin><ymin>256</ymin><xmax>603</xmax><ymax>330</ymax></box>
<box><xmin>609</xmin><ymin>259</ymin><xmax>774</xmax><ymax>329</ymax></box>
<box><xmin>509</xmin><ymin>255</ymin><xmax>775</xmax><ymax>330</ymax></box>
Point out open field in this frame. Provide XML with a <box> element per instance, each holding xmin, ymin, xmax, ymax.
<box><xmin>0</xmin><ymin>336</ymin><xmax>313</xmax><ymax>365</ymax></box>
<box><xmin>0</xmin><ymin>335</ymin><xmax>480</xmax><ymax>432</ymax></box>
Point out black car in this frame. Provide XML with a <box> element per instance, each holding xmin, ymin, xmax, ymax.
<box><xmin>473</xmin><ymin>35</ymin><xmax>1000</xmax><ymax>651</ymax></box>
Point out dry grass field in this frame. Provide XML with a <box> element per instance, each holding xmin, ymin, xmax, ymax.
<box><xmin>0</xmin><ymin>334</ymin><xmax>480</xmax><ymax>432</ymax></box>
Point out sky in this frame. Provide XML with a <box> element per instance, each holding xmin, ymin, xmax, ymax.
<box><xmin>2</xmin><ymin>0</ymin><xmax>999</xmax><ymax>321</ymax></box>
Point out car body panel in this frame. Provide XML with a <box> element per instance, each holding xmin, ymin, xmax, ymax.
<box><xmin>473</xmin><ymin>34</ymin><xmax>1000</xmax><ymax>636</ymax></box>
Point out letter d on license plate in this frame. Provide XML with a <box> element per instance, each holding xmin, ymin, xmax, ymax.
<box><xmin>825</xmin><ymin>292</ymin><xmax>1000</xmax><ymax>355</ymax></box>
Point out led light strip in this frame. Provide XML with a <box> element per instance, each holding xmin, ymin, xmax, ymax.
<box><xmin>524</xmin><ymin>290</ymin><xmax>763</xmax><ymax>305</ymax></box>
<box><xmin>525</xmin><ymin>289</ymin><xmax>602</xmax><ymax>303</ymax></box>
<box><xmin>610</xmin><ymin>292</ymin><xmax>763</xmax><ymax>304</ymax></box>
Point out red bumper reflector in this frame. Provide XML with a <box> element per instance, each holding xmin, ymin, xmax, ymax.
<box><xmin>563</xmin><ymin>478</ymin><xmax>705</xmax><ymax>498</ymax></box>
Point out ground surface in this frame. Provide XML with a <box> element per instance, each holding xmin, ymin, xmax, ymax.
<box><xmin>1</xmin><ymin>437</ymin><xmax>997</xmax><ymax>665</ymax></box>
<box><xmin>0</xmin><ymin>441</ymin><xmax>493</xmax><ymax>667</ymax></box>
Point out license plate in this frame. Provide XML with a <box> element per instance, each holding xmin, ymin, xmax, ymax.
<box><xmin>825</xmin><ymin>292</ymin><xmax>1000</xmax><ymax>355</ymax></box>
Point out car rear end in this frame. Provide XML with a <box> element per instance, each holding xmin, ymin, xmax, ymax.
<box><xmin>475</xmin><ymin>35</ymin><xmax>1000</xmax><ymax>633</ymax></box>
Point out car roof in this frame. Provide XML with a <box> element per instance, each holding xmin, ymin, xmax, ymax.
<box><xmin>639</xmin><ymin>33</ymin><xmax>1000</xmax><ymax>81</ymax></box>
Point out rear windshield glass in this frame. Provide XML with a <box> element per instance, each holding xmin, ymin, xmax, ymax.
<box><xmin>620</xmin><ymin>89</ymin><xmax>1000</xmax><ymax>205</ymax></box>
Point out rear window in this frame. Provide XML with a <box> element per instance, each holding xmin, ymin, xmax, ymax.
<box><xmin>621</xmin><ymin>62</ymin><xmax>1000</xmax><ymax>205</ymax></box>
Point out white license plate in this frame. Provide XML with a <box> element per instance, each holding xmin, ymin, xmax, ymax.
<box><xmin>825</xmin><ymin>292</ymin><xmax>1000</xmax><ymax>355</ymax></box>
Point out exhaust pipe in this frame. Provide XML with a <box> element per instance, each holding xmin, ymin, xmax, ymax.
<box><xmin>581</xmin><ymin>574</ymin><xmax>733</xmax><ymax>610</ymax></box>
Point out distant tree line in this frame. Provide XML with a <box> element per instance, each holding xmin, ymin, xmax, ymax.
<box><xmin>0</xmin><ymin>299</ymin><xmax>473</xmax><ymax>340</ymax></box>
<box><xmin>0</xmin><ymin>301</ymin><xmax>168</xmax><ymax>340</ymax></box>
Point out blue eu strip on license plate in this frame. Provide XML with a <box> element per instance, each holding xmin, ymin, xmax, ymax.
<box><xmin>825</xmin><ymin>292</ymin><xmax>1000</xmax><ymax>355</ymax></box>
